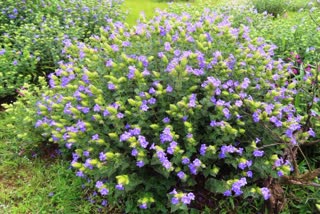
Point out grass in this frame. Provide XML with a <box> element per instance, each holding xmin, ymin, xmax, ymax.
<box><xmin>123</xmin><ymin>0</ymin><xmax>169</xmax><ymax>25</ymax></box>
<box><xmin>122</xmin><ymin>0</ymin><xmax>221</xmax><ymax>26</ymax></box>
<box><xmin>0</xmin><ymin>159</ymin><xmax>92</xmax><ymax>213</ymax></box>
<box><xmin>0</xmin><ymin>111</ymin><xmax>96</xmax><ymax>213</ymax></box>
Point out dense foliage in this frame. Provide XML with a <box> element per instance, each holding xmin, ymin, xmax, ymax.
<box><xmin>0</xmin><ymin>0</ymin><xmax>125</xmax><ymax>97</ymax></box>
<box><xmin>32</xmin><ymin>9</ymin><xmax>319</xmax><ymax>212</ymax></box>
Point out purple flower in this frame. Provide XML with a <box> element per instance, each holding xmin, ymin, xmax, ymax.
<box><xmin>139</xmin><ymin>203</ymin><xmax>147</xmax><ymax>209</ymax></box>
<box><xmin>188</xmin><ymin>94</ymin><xmax>197</xmax><ymax>108</ymax></box>
<box><xmin>247</xmin><ymin>171</ymin><xmax>253</xmax><ymax>178</ymax></box>
<box><xmin>231</xmin><ymin>177</ymin><xmax>247</xmax><ymax>196</ymax></box>
<box><xmin>148</xmin><ymin>87</ymin><xmax>156</xmax><ymax>94</ymax></box>
<box><xmin>207</xmin><ymin>76</ymin><xmax>221</xmax><ymax>87</ymax></box>
<box><xmin>164</xmin><ymin>42</ymin><xmax>171</xmax><ymax>51</ymax></box>
<box><xmin>100</xmin><ymin>188</ymin><xmax>109</xmax><ymax>196</ymax></box>
<box><xmin>106</xmin><ymin>59</ymin><xmax>113</xmax><ymax>67</ymax></box>
<box><xmin>238</xmin><ymin>162</ymin><xmax>247</xmax><ymax>170</ymax></box>
<box><xmin>82</xmin><ymin>74</ymin><xmax>90</xmax><ymax>84</ymax></box>
<box><xmin>140</xmin><ymin>100</ymin><xmax>149</xmax><ymax>111</ymax></box>
<box><xmin>252</xmin><ymin>110</ymin><xmax>261</xmax><ymax>123</ymax></box>
<box><xmin>108</xmin><ymin>83</ymin><xmax>116</xmax><ymax>90</ymax></box>
<box><xmin>76</xmin><ymin>171</ymin><xmax>84</xmax><ymax>177</ymax></box>
<box><xmin>274</xmin><ymin>158</ymin><xmax>284</xmax><ymax>167</ymax></box>
<box><xmin>120</xmin><ymin>131</ymin><xmax>131</xmax><ymax>142</ymax></box>
<box><xmin>122</xmin><ymin>41</ymin><xmax>131</xmax><ymax>47</ymax></box>
<box><xmin>166</xmin><ymin>85</ymin><xmax>173</xmax><ymax>93</ymax></box>
<box><xmin>182</xmin><ymin>157</ymin><xmax>190</xmax><ymax>165</ymax></box>
<box><xmin>235</xmin><ymin>100</ymin><xmax>243</xmax><ymax>107</ymax></box>
<box><xmin>264</xmin><ymin>104</ymin><xmax>274</xmax><ymax>114</ymax></box>
<box><xmin>99</xmin><ymin>152</ymin><xmax>106</xmax><ymax>161</ymax></box>
<box><xmin>84</xmin><ymin>159</ymin><xmax>93</xmax><ymax>169</ymax></box>
<box><xmin>269</xmin><ymin>116</ymin><xmax>282</xmax><ymax>127</ymax></box>
<box><xmin>128</xmin><ymin>66</ymin><xmax>136</xmax><ymax>79</ymax></box>
<box><xmin>223</xmin><ymin>190</ymin><xmax>232</xmax><ymax>196</ymax></box>
<box><xmin>117</xmin><ymin>113</ymin><xmax>124</xmax><ymax>119</ymax></box>
<box><xmin>148</xmin><ymin>98</ymin><xmax>156</xmax><ymax>105</ymax></box>
<box><xmin>167</xmin><ymin>141</ymin><xmax>177</xmax><ymax>154</ymax></box>
<box><xmin>308</xmin><ymin>128</ymin><xmax>315</xmax><ymax>137</ymax></box>
<box><xmin>103</xmin><ymin>110</ymin><xmax>110</xmax><ymax>117</ymax></box>
<box><xmin>138</xmin><ymin>135</ymin><xmax>149</xmax><ymax>148</ymax></box>
<box><xmin>101</xmin><ymin>200</ymin><xmax>108</xmax><ymax>207</ymax></box>
<box><xmin>130</xmin><ymin>128</ymin><xmax>141</xmax><ymax>136</ymax></box>
<box><xmin>83</xmin><ymin>151</ymin><xmax>90</xmax><ymax>157</ymax></box>
<box><xmin>131</xmin><ymin>148</ymin><xmax>138</xmax><ymax>156</ymax></box>
<box><xmin>160</xmin><ymin>127</ymin><xmax>173</xmax><ymax>143</ymax></box>
<box><xmin>200</xmin><ymin>144</ymin><xmax>207</xmax><ymax>156</ymax></box>
<box><xmin>93</xmin><ymin>104</ymin><xmax>101</xmax><ymax>112</ymax></box>
<box><xmin>158</xmin><ymin>52</ymin><xmax>164</xmax><ymax>58</ymax></box>
<box><xmin>241</xmin><ymin>77</ymin><xmax>250</xmax><ymax>89</ymax></box>
<box><xmin>163</xmin><ymin>117</ymin><xmax>170</xmax><ymax>123</ymax></box>
<box><xmin>223</xmin><ymin>108</ymin><xmax>231</xmax><ymax>119</ymax></box>
<box><xmin>111</xmin><ymin>44</ymin><xmax>119</xmax><ymax>52</ymax></box>
<box><xmin>162</xmin><ymin>159</ymin><xmax>172</xmax><ymax>169</ymax></box>
<box><xmin>65</xmin><ymin>143</ymin><xmax>72</xmax><ymax>149</ymax></box>
<box><xmin>181</xmin><ymin>193</ymin><xmax>195</xmax><ymax>205</ymax></box>
<box><xmin>253</xmin><ymin>150</ymin><xmax>264</xmax><ymax>157</ymax></box>
<box><xmin>171</xmin><ymin>197</ymin><xmax>179</xmax><ymax>205</ymax></box>
<box><xmin>260</xmin><ymin>187</ymin><xmax>271</xmax><ymax>200</ymax></box>
<box><xmin>177</xmin><ymin>171</ymin><xmax>186</xmax><ymax>180</ymax></box>
<box><xmin>95</xmin><ymin>181</ymin><xmax>104</xmax><ymax>188</ymax></box>
<box><xmin>219</xmin><ymin>145</ymin><xmax>238</xmax><ymax>158</ymax></box>
<box><xmin>189</xmin><ymin>159</ymin><xmax>201</xmax><ymax>175</ymax></box>
<box><xmin>136</xmin><ymin>160</ymin><xmax>145</xmax><ymax>168</ymax></box>
<box><xmin>116</xmin><ymin>184</ymin><xmax>124</xmax><ymax>190</ymax></box>
<box><xmin>0</xmin><ymin>49</ymin><xmax>5</xmax><ymax>55</ymax></box>
<box><xmin>277</xmin><ymin>170</ymin><xmax>284</xmax><ymax>177</ymax></box>
<box><xmin>92</xmin><ymin>134</ymin><xmax>99</xmax><ymax>141</ymax></box>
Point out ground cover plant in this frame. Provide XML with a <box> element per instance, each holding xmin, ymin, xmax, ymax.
<box><xmin>0</xmin><ymin>0</ymin><xmax>319</xmax><ymax>213</ymax></box>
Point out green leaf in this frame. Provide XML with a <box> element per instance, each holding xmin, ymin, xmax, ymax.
<box><xmin>205</xmin><ymin>178</ymin><xmax>227</xmax><ymax>194</ymax></box>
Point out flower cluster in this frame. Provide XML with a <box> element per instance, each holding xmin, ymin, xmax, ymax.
<box><xmin>169</xmin><ymin>189</ymin><xmax>195</xmax><ymax>205</ymax></box>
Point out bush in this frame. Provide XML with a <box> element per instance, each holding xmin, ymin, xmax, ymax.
<box><xmin>36</xmin><ymin>12</ymin><xmax>316</xmax><ymax>213</ymax></box>
<box><xmin>1</xmin><ymin>77</ymin><xmax>49</xmax><ymax>155</ymax></box>
<box><xmin>0</xmin><ymin>0</ymin><xmax>125</xmax><ymax>98</ymax></box>
<box><xmin>168</xmin><ymin>0</ymin><xmax>320</xmax><ymax>61</ymax></box>
<box><xmin>251</xmin><ymin>0</ymin><xmax>288</xmax><ymax>16</ymax></box>
<box><xmin>34</xmin><ymin>10</ymin><xmax>318</xmax><ymax>213</ymax></box>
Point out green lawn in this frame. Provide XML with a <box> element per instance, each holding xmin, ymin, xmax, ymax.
<box><xmin>122</xmin><ymin>0</ymin><xmax>221</xmax><ymax>25</ymax></box>
<box><xmin>123</xmin><ymin>0</ymin><xmax>169</xmax><ymax>25</ymax></box>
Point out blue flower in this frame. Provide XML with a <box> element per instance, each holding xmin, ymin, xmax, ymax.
<box><xmin>260</xmin><ymin>187</ymin><xmax>271</xmax><ymax>200</ymax></box>
<box><xmin>253</xmin><ymin>150</ymin><xmax>264</xmax><ymax>157</ymax></box>
<box><xmin>100</xmin><ymin>188</ymin><xmax>109</xmax><ymax>196</ymax></box>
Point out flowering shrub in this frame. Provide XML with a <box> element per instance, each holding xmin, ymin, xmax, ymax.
<box><xmin>0</xmin><ymin>0</ymin><xmax>124</xmax><ymax>97</ymax></box>
<box><xmin>168</xmin><ymin>0</ymin><xmax>320</xmax><ymax>61</ymax></box>
<box><xmin>34</xmin><ymin>10</ymin><xmax>318</xmax><ymax>212</ymax></box>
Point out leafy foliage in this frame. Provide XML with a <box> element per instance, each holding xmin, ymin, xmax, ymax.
<box><xmin>0</xmin><ymin>0</ymin><xmax>125</xmax><ymax>98</ymax></box>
